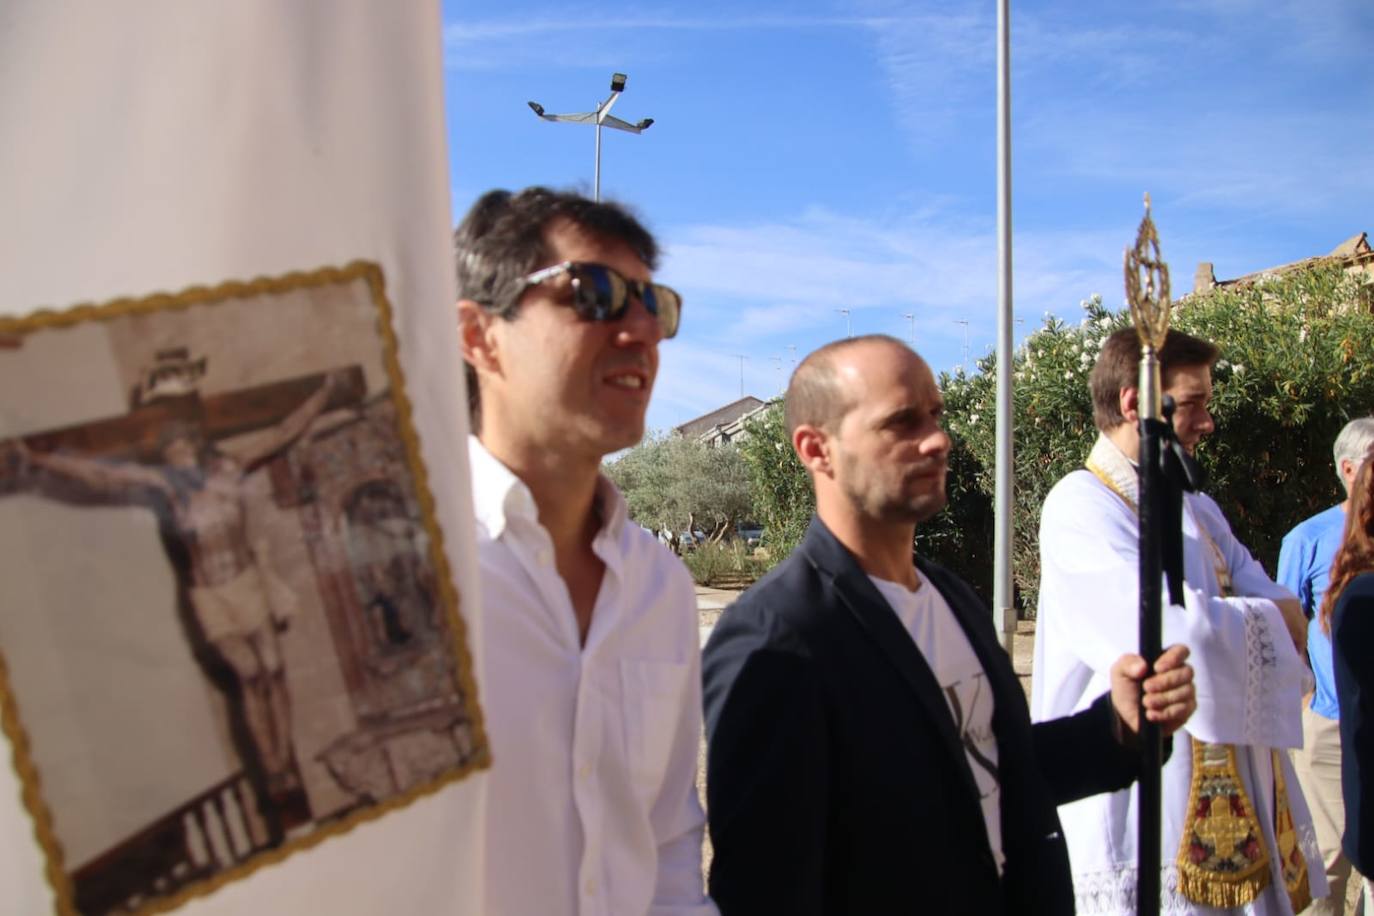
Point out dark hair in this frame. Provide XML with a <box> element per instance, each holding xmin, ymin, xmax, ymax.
<box><xmin>453</xmin><ymin>187</ymin><xmax>660</xmax><ymax>429</ymax></box>
<box><xmin>785</xmin><ymin>334</ymin><xmax>907</xmax><ymax>437</ymax></box>
<box><xmin>454</xmin><ymin>187</ymin><xmax>659</xmax><ymax>316</ymax></box>
<box><xmin>1320</xmin><ymin>456</ymin><xmax>1374</xmax><ymax>633</ymax></box>
<box><xmin>1089</xmin><ymin>327</ymin><xmax>1220</xmax><ymax>432</ymax></box>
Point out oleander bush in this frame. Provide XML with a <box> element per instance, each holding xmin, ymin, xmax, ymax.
<box><xmin>947</xmin><ymin>263</ymin><xmax>1374</xmax><ymax>613</ymax></box>
<box><xmin>736</xmin><ymin>403</ymin><xmax>812</xmax><ymax>565</ymax></box>
<box><xmin>740</xmin><ymin>264</ymin><xmax>1374</xmax><ymax>614</ymax></box>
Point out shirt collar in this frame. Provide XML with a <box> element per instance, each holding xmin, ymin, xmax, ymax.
<box><xmin>467</xmin><ymin>435</ymin><xmax>628</xmax><ymax>543</ymax></box>
<box><xmin>468</xmin><ymin>436</ymin><xmax>531</xmax><ymax>540</ymax></box>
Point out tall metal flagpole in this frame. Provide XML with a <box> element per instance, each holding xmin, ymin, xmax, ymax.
<box><xmin>1126</xmin><ymin>194</ymin><xmax>1172</xmax><ymax>916</ymax></box>
<box><xmin>993</xmin><ymin>0</ymin><xmax>1016</xmax><ymax>652</ymax></box>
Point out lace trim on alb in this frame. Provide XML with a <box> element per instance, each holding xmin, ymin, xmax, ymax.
<box><xmin>1073</xmin><ymin>865</ymin><xmax>1197</xmax><ymax>914</ymax></box>
<box><xmin>1244</xmin><ymin>606</ymin><xmax>1280</xmax><ymax>744</ymax></box>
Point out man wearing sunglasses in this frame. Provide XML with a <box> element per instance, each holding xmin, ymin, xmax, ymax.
<box><xmin>454</xmin><ymin>187</ymin><xmax>714</xmax><ymax>916</ymax></box>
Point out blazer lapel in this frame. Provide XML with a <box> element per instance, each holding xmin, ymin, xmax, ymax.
<box><xmin>800</xmin><ymin>520</ymin><xmax>980</xmax><ymax>804</ymax></box>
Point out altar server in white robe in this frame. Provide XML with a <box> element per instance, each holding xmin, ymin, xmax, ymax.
<box><xmin>1032</xmin><ymin>327</ymin><xmax>1325</xmax><ymax>916</ymax></box>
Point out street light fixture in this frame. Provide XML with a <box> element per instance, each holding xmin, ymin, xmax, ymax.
<box><xmin>527</xmin><ymin>72</ymin><xmax>654</xmax><ymax>201</ymax></box>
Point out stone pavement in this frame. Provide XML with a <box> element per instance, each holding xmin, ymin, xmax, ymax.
<box><xmin>694</xmin><ymin>586</ymin><xmax>739</xmax><ymax>647</ymax></box>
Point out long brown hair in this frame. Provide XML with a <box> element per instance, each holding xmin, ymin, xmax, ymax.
<box><xmin>1321</xmin><ymin>456</ymin><xmax>1374</xmax><ymax>633</ymax></box>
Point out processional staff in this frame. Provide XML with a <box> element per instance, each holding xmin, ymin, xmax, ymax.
<box><xmin>1125</xmin><ymin>195</ymin><xmax>1197</xmax><ymax>916</ymax></box>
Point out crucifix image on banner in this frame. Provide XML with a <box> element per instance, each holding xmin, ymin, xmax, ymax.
<box><xmin>0</xmin><ymin>262</ymin><xmax>488</xmax><ymax>916</ymax></box>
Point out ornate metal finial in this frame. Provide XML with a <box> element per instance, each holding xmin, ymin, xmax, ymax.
<box><xmin>1124</xmin><ymin>192</ymin><xmax>1172</xmax><ymax>351</ymax></box>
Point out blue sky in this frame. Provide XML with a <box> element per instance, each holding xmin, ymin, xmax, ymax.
<box><xmin>441</xmin><ymin>0</ymin><xmax>1374</xmax><ymax>433</ymax></box>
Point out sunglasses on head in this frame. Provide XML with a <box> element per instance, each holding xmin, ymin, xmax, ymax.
<box><xmin>515</xmin><ymin>261</ymin><xmax>682</xmax><ymax>339</ymax></box>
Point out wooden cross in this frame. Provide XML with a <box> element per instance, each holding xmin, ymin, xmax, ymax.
<box><xmin>1</xmin><ymin>365</ymin><xmax>365</xmax><ymax>485</ymax></box>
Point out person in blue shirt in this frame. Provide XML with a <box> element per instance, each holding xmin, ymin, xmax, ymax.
<box><xmin>1279</xmin><ymin>416</ymin><xmax>1374</xmax><ymax>915</ymax></box>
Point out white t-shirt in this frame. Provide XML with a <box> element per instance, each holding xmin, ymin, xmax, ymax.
<box><xmin>869</xmin><ymin>574</ymin><xmax>1004</xmax><ymax>874</ymax></box>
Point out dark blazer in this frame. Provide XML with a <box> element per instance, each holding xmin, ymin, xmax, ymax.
<box><xmin>1333</xmin><ymin>571</ymin><xmax>1374</xmax><ymax>875</ymax></box>
<box><xmin>702</xmin><ymin>517</ymin><xmax>1145</xmax><ymax>915</ymax></box>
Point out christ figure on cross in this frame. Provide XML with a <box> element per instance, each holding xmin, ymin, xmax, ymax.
<box><xmin>5</xmin><ymin>367</ymin><xmax>352</xmax><ymax>828</ymax></box>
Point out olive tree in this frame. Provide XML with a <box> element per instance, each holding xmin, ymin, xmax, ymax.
<box><xmin>604</xmin><ymin>432</ymin><xmax>754</xmax><ymax>552</ymax></box>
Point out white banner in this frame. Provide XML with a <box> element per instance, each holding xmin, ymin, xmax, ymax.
<box><xmin>0</xmin><ymin>2</ymin><xmax>487</xmax><ymax>914</ymax></box>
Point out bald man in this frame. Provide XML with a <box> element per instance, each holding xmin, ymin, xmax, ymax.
<box><xmin>701</xmin><ymin>335</ymin><xmax>1197</xmax><ymax>915</ymax></box>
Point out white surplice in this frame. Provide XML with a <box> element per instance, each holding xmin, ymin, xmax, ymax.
<box><xmin>1031</xmin><ymin>435</ymin><xmax>1325</xmax><ymax>915</ymax></box>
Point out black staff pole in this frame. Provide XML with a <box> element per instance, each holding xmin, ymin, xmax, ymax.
<box><xmin>1136</xmin><ymin>363</ymin><xmax>1166</xmax><ymax>916</ymax></box>
<box><xmin>1125</xmin><ymin>195</ymin><xmax>1173</xmax><ymax>916</ymax></box>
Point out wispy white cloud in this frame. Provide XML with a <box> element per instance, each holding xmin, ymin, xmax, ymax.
<box><xmin>855</xmin><ymin>0</ymin><xmax>1373</xmax><ymax>164</ymax></box>
<box><xmin>647</xmin><ymin>167</ymin><xmax>1373</xmax><ymax>425</ymax></box>
<box><xmin>662</xmin><ymin>206</ymin><xmax>1120</xmax><ymax>327</ymax></box>
<box><xmin>858</xmin><ymin>5</ymin><xmax>991</xmax><ymax>148</ymax></box>
<box><xmin>1157</xmin><ymin>0</ymin><xmax>1374</xmax><ymax>61</ymax></box>
<box><xmin>1019</xmin><ymin>104</ymin><xmax>1374</xmax><ymax>219</ymax></box>
<box><xmin>445</xmin><ymin>14</ymin><xmax>887</xmax><ymax>43</ymax></box>
<box><xmin>443</xmin><ymin>12</ymin><xmax>894</xmax><ymax>71</ymax></box>
<box><xmin>645</xmin><ymin>203</ymin><xmax>1134</xmax><ymax>427</ymax></box>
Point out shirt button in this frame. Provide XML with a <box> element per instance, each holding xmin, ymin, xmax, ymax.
<box><xmin>537</xmin><ymin>549</ymin><xmax>551</xmax><ymax>566</ymax></box>
<box><xmin>584</xmin><ymin>878</ymin><xmax>597</xmax><ymax>895</ymax></box>
<box><xmin>578</xmin><ymin>763</ymin><xmax>592</xmax><ymax>779</ymax></box>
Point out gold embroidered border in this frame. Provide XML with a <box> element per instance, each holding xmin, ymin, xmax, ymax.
<box><xmin>0</xmin><ymin>261</ymin><xmax>491</xmax><ymax>916</ymax></box>
<box><xmin>1273</xmin><ymin>749</ymin><xmax>1312</xmax><ymax>912</ymax></box>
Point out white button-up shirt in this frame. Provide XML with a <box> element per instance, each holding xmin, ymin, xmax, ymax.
<box><xmin>470</xmin><ymin>437</ymin><xmax>716</xmax><ymax>916</ymax></box>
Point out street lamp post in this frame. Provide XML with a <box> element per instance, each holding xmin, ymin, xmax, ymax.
<box><xmin>953</xmin><ymin>319</ymin><xmax>970</xmax><ymax>372</ymax></box>
<box><xmin>836</xmin><ymin>309</ymin><xmax>852</xmax><ymax>339</ymax></box>
<box><xmin>902</xmin><ymin>312</ymin><xmax>915</xmax><ymax>347</ymax></box>
<box><xmin>528</xmin><ymin>72</ymin><xmax>654</xmax><ymax>202</ymax></box>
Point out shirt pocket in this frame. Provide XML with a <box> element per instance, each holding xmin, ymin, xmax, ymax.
<box><xmin>619</xmin><ymin>658</ymin><xmax>692</xmax><ymax>801</ymax></box>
